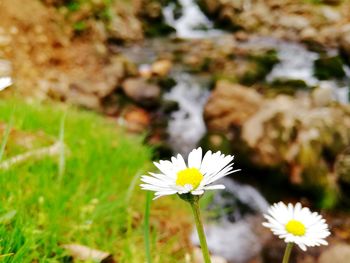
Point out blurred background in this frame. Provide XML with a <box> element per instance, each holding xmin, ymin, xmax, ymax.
<box><xmin>1</xmin><ymin>0</ymin><xmax>350</xmax><ymax>262</ymax></box>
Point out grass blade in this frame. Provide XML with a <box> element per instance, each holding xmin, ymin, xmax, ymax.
<box><xmin>0</xmin><ymin>114</ymin><xmax>13</xmax><ymax>162</ymax></box>
<box><xmin>125</xmin><ymin>172</ymin><xmax>141</xmax><ymax>203</ymax></box>
<box><xmin>144</xmin><ymin>191</ymin><xmax>152</xmax><ymax>263</ymax></box>
<box><xmin>58</xmin><ymin>111</ymin><xmax>67</xmax><ymax>181</ymax></box>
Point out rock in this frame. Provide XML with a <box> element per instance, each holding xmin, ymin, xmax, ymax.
<box><xmin>241</xmin><ymin>95</ymin><xmax>350</xmax><ymax>206</ymax></box>
<box><xmin>122</xmin><ymin>78</ymin><xmax>161</xmax><ymax>107</ymax></box>
<box><xmin>143</xmin><ymin>1</ymin><xmax>162</xmax><ymax>20</ymax></box>
<box><xmin>320</xmin><ymin>7</ymin><xmax>341</xmax><ymax>22</ymax></box>
<box><xmin>122</xmin><ymin>106</ymin><xmax>151</xmax><ymax>133</ymax></box>
<box><xmin>312</xmin><ymin>87</ymin><xmax>333</xmax><ymax>107</ymax></box>
<box><xmin>279</xmin><ymin>15</ymin><xmax>310</xmax><ymax>31</ymax></box>
<box><xmin>319</xmin><ymin>243</ymin><xmax>350</xmax><ymax>263</ymax></box>
<box><xmin>300</xmin><ymin>27</ymin><xmax>318</xmax><ymax>41</ymax></box>
<box><xmin>204</xmin><ymin>81</ymin><xmax>263</xmax><ymax>131</ymax></box>
<box><xmin>107</xmin><ymin>11</ymin><xmax>143</xmax><ymax>42</ymax></box>
<box><xmin>151</xmin><ymin>60</ymin><xmax>172</xmax><ymax>77</ymax></box>
<box><xmin>0</xmin><ymin>59</ymin><xmax>12</xmax><ymax>77</ymax></box>
<box><xmin>199</xmin><ymin>0</ymin><xmax>349</xmax><ymax>47</ymax></box>
<box><xmin>339</xmin><ymin>27</ymin><xmax>350</xmax><ymax>64</ymax></box>
<box><xmin>62</xmin><ymin>244</ymin><xmax>114</xmax><ymax>263</ymax></box>
<box><xmin>204</xmin><ymin>80</ymin><xmax>350</xmax><ymax>207</ymax></box>
<box><xmin>241</xmin><ymin>95</ymin><xmax>349</xmax><ymax>163</ymax></box>
<box><xmin>45</xmin><ymin>54</ymin><xmax>135</xmax><ymax>110</ymax></box>
<box><xmin>66</xmin><ymin>85</ymin><xmax>102</xmax><ymax>110</ymax></box>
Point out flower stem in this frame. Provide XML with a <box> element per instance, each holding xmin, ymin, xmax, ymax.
<box><xmin>189</xmin><ymin>199</ymin><xmax>211</xmax><ymax>263</ymax></box>
<box><xmin>282</xmin><ymin>243</ymin><xmax>294</xmax><ymax>263</ymax></box>
<box><xmin>144</xmin><ymin>192</ymin><xmax>152</xmax><ymax>263</ymax></box>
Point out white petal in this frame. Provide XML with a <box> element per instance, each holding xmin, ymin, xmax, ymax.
<box><xmin>188</xmin><ymin>147</ymin><xmax>202</xmax><ymax>169</ymax></box>
<box><xmin>171</xmin><ymin>154</ymin><xmax>187</xmax><ymax>172</ymax></box>
<box><xmin>203</xmin><ymin>184</ymin><xmax>225</xmax><ymax>190</ymax></box>
<box><xmin>191</xmin><ymin>190</ymin><xmax>204</xmax><ymax>195</ymax></box>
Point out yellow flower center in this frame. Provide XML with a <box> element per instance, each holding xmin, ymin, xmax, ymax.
<box><xmin>285</xmin><ymin>219</ymin><xmax>306</xmax><ymax>236</ymax></box>
<box><xmin>176</xmin><ymin>168</ymin><xmax>204</xmax><ymax>189</ymax></box>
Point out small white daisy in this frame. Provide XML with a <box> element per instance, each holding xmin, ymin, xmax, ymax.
<box><xmin>140</xmin><ymin>147</ymin><xmax>239</xmax><ymax>199</ymax></box>
<box><xmin>263</xmin><ymin>202</ymin><xmax>330</xmax><ymax>251</ymax></box>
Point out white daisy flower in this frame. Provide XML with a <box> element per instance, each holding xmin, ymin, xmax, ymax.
<box><xmin>263</xmin><ymin>202</ymin><xmax>330</xmax><ymax>251</ymax></box>
<box><xmin>140</xmin><ymin>147</ymin><xmax>239</xmax><ymax>199</ymax></box>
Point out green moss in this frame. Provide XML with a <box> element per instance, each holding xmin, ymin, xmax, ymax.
<box><xmin>73</xmin><ymin>20</ymin><xmax>87</xmax><ymax>32</ymax></box>
<box><xmin>265</xmin><ymin>79</ymin><xmax>312</xmax><ymax>96</ymax></box>
<box><xmin>240</xmin><ymin>49</ymin><xmax>279</xmax><ymax>85</ymax></box>
<box><xmin>314</xmin><ymin>55</ymin><xmax>346</xmax><ymax>80</ymax></box>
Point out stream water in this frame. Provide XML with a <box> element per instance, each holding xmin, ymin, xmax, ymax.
<box><xmin>241</xmin><ymin>37</ymin><xmax>350</xmax><ymax>104</ymax></box>
<box><xmin>163</xmin><ymin>0</ymin><xmax>223</xmax><ymax>39</ymax></box>
<box><xmin>163</xmin><ymin>73</ymin><xmax>209</xmax><ymax>155</ymax></box>
<box><xmin>122</xmin><ymin>0</ymin><xmax>349</xmax><ymax>261</ymax></box>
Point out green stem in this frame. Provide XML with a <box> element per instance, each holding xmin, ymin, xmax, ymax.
<box><xmin>282</xmin><ymin>243</ymin><xmax>294</xmax><ymax>263</ymax></box>
<box><xmin>144</xmin><ymin>192</ymin><xmax>152</xmax><ymax>263</ymax></box>
<box><xmin>190</xmin><ymin>199</ymin><xmax>211</xmax><ymax>263</ymax></box>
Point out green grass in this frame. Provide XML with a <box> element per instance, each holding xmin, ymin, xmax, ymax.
<box><xmin>0</xmin><ymin>99</ymin><xmax>191</xmax><ymax>262</ymax></box>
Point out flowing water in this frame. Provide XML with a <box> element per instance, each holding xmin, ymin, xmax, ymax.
<box><xmin>163</xmin><ymin>73</ymin><xmax>209</xmax><ymax>155</ymax></box>
<box><xmin>241</xmin><ymin>37</ymin><xmax>350</xmax><ymax>103</ymax></box>
<box><xmin>163</xmin><ymin>0</ymin><xmax>223</xmax><ymax>39</ymax></box>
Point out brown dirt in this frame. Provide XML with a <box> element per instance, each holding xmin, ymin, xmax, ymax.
<box><xmin>0</xmin><ymin>0</ymin><xmax>141</xmax><ymax>108</ymax></box>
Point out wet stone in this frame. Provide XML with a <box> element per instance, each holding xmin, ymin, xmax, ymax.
<box><xmin>122</xmin><ymin>78</ymin><xmax>161</xmax><ymax>107</ymax></box>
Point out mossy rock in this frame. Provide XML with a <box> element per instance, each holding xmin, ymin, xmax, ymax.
<box><xmin>240</xmin><ymin>50</ymin><xmax>279</xmax><ymax>85</ymax></box>
<box><xmin>314</xmin><ymin>56</ymin><xmax>346</xmax><ymax>80</ymax></box>
<box><xmin>142</xmin><ymin>0</ymin><xmax>176</xmax><ymax>37</ymax></box>
<box><xmin>265</xmin><ymin>79</ymin><xmax>312</xmax><ymax>96</ymax></box>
